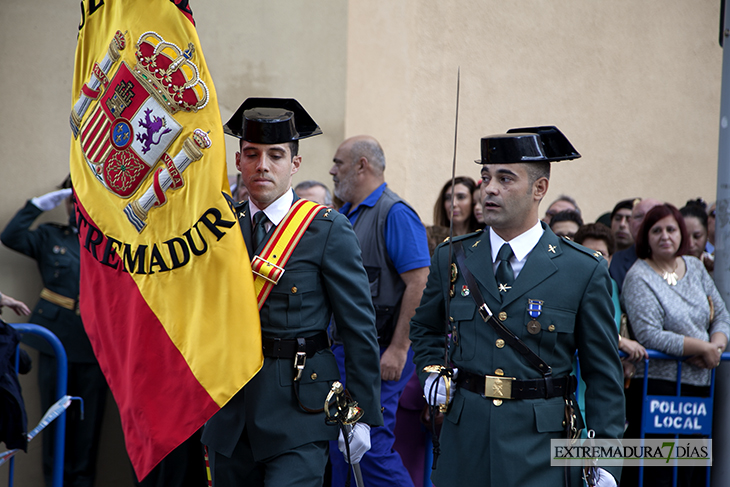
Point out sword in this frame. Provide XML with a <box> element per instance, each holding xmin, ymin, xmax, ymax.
<box><xmin>325</xmin><ymin>381</ymin><xmax>365</xmax><ymax>487</ymax></box>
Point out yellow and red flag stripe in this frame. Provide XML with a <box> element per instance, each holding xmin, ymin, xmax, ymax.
<box><xmin>69</xmin><ymin>0</ymin><xmax>262</xmax><ymax>479</ymax></box>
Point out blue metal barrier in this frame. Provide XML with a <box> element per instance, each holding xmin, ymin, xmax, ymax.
<box><xmin>8</xmin><ymin>323</ymin><xmax>68</xmax><ymax>487</ymax></box>
<box><xmin>633</xmin><ymin>349</ymin><xmax>729</xmax><ymax>487</ymax></box>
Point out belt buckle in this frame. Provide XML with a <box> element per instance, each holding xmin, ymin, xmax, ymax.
<box><xmin>483</xmin><ymin>375</ymin><xmax>514</xmax><ymax>399</ymax></box>
<box><xmin>294</xmin><ymin>352</ymin><xmax>306</xmax><ymax>381</ymax></box>
<box><xmin>251</xmin><ymin>255</ymin><xmax>285</xmax><ymax>285</ymax></box>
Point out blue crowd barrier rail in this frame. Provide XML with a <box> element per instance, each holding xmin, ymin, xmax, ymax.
<box><xmin>633</xmin><ymin>348</ymin><xmax>730</xmax><ymax>487</ymax></box>
<box><xmin>6</xmin><ymin>323</ymin><xmax>68</xmax><ymax>487</ymax></box>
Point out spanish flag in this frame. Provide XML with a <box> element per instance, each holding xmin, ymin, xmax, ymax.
<box><xmin>69</xmin><ymin>1</ymin><xmax>262</xmax><ymax>479</ymax></box>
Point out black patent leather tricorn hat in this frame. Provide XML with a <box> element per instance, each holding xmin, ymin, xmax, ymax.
<box><xmin>223</xmin><ymin>97</ymin><xmax>322</xmax><ymax>144</ymax></box>
<box><xmin>475</xmin><ymin>126</ymin><xmax>581</xmax><ymax>164</ymax></box>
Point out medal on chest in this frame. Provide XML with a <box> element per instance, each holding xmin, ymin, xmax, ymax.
<box><xmin>526</xmin><ymin>299</ymin><xmax>543</xmax><ymax>335</ymax></box>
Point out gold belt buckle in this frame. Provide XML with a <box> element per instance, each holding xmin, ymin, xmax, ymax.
<box><xmin>251</xmin><ymin>255</ymin><xmax>285</xmax><ymax>284</ymax></box>
<box><xmin>483</xmin><ymin>375</ymin><xmax>514</xmax><ymax>399</ymax></box>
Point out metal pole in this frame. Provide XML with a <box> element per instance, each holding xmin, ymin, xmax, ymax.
<box><xmin>711</xmin><ymin>3</ymin><xmax>730</xmax><ymax>485</ymax></box>
<box><xmin>11</xmin><ymin>323</ymin><xmax>68</xmax><ymax>487</ymax></box>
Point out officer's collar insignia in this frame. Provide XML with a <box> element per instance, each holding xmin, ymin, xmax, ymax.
<box><xmin>239</xmin><ymin>210</ymin><xmax>246</xmax><ymax>218</ymax></box>
<box><xmin>450</xmin><ymin>263</ymin><xmax>458</xmax><ymax>283</ymax></box>
<box><xmin>70</xmin><ymin>30</ymin><xmax>212</xmax><ymax>233</ymax></box>
<box><xmin>472</xmin><ymin>240</ymin><xmax>481</xmax><ymax>248</ymax></box>
<box><xmin>498</xmin><ymin>283</ymin><xmax>512</xmax><ymax>293</ymax></box>
<box><xmin>527</xmin><ymin>299</ymin><xmax>543</xmax><ymax>318</ymax></box>
<box><xmin>548</xmin><ymin>244</ymin><xmax>557</xmax><ymax>253</ymax></box>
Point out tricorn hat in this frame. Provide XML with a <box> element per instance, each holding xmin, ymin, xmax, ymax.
<box><xmin>223</xmin><ymin>97</ymin><xmax>322</xmax><ymax>144</ymax></box>
<box><xmin>474</xmin><ymin>126</ymin><xmax>580</xmax><ymax>165</ymax></box>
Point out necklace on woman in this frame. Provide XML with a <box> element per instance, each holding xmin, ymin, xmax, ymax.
<box><xmin>649</xmin><ymin>258</ymin><xmax>679</xmax><ymax>286</ymax></box>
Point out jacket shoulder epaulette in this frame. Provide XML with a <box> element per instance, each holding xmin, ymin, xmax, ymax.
<box><xmin>434</xmin><ymin>228</ymin><xmax>485</xmax><ymax>252</ymax></box>
<box><xmin>561</xmin><ymin>237</ymin><xmax>605</xmax><ymax>261</ymax></box>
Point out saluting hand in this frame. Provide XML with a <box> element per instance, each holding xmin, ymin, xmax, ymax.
<box><xmin>31</xmin><ymin>188</ymin><xmax>73</xmax><ymax>212</ymax></box>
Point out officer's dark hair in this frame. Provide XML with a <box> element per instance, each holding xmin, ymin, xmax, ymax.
<box><xmin>549</xmin><ymin>209</ymin><xmax>584</xmax><ymax>229</ymax></box>
<box><xmin>574</xmin><ymin>223</ymin><xmax>616</xmax><ymax>257</ymax></box>
<box><xmin>635</xmin><ymin>203</ymin><xmax>690</xmax><ymax>259</ymax></box>
<box><xmin>525</xmin><ymin>162</ymin><xmax>550</xmax><ymax>185</ymax></box>
<box><xmin>239</xmin><ymin>140</ymin><xmax>299</xmax><ymax>158</ymax></box>
<box><xmin>433</xmin><ymin>176</ymin><xmax>481</xmax><ymax>233</ymax></box>
<box><xmin>58</xmin><ymin>175</ymin><xmax>72</xmax><ymax>190</ymax></box>
<box><xmin>679</xmin><ymin>199</ymin><xmax>708</xmax><ymax>231</ymax></box>
<box><xmin>288</xmin><ymin>140</ymin><xmax>299</xmax><ymax>157</ymax></box>
<box><xmin>610</xmin><ymin>198</ymin><xmax>635</xmax><ymax>221</ymax></box>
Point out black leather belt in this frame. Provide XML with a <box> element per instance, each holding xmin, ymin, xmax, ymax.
<box><xmin>262</xmin><ymin>331</ymin><xmax>330</xmax><ymax>359</ymax></box>
<box><xmin>457</xmin><ymin>369</ymin><xmax>575</xmax><ymax>400</ymax></box>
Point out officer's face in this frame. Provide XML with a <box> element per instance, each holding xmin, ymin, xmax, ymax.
<box><xmin>236</xmin><ymin>141</ymin><xmax>301</xmax><ymax>209</ymax></box>
<box><xmin>480</xmin><ymin>163</ymin><xmax>547</xmax><ymax>241</ymax></box>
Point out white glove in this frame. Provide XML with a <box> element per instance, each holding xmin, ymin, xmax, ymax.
<box><xmin>337</xmin><ymin>423</ymin><xmax>371</xmax><ymax>464</ymax></box>
<box><xmin>31</xmin><ymin>188</ymin><xmax>73</xmax><ymax>212</ymax></box>
<box><xmin>595</xmin><ymin>468</ymin><xmax>617</xmax><ymax>487</ymax></box>
<box><xmin>423</xmin><ymin>369</ymin><xmax>458</xmax><ymax>407</ymax></box>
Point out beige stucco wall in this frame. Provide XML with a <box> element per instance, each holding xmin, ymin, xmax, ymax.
<box><xmin>344</xmin><ymin>0</ymin><xmax>723</xmax><ymax>224</ymax></box>
<box><xmin>0</xmin><ymin>0</ymin><xmax>724</xmax><ymax>485</ymax></box>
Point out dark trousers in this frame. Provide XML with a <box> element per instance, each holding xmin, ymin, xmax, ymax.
<box><xmin>621</xmin><ymin>378</ymin><xmax>709</xmax><ymax>487</ymax></box>
<box><xmin>134</xmin><ymin>429</ymin><xmax>207</xmax><ymax>487</ymax></box>
<box><xmin>39</xmin><ymin>353</ymin><xmax>108</xmax><ymax>487</ymax></box>
<box><xmin>208</xmin><ymin>428</ymin><xmax>329</xmax><ymax>487</ymax></box>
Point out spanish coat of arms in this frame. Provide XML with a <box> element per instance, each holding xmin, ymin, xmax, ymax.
<box><xmin>70</xmin><ymin>30</ymin><xmax>212</xmax><ymax>232</ymax></box>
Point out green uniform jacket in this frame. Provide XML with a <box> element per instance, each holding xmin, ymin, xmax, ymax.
<box><xmin>202</xmin><ymin>197</ymin><xmax>383</xmax><ymax>461</ymax></box>
<box><xmin>410</xmin><ymin>224</ymin><xmax>624</xmax><ymax>486</ymax></box>
<box><xmin>1</xmin><ymin>201</ymin><xmax>96</xmax><ymax>363</ymax></box>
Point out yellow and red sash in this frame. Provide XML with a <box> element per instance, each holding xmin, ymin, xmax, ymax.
<box><xmin>251</xmin><ymin>199</ymin><xmax>327</xmax><ymax>309</ymax></box>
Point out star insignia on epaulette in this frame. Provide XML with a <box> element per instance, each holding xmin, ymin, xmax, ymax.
<box><xmin>548</xmin><ymin>244</ymin><xmax>556</xmax><ymax>253</ymax></box>
<box><xmin>324</xmin><ymin>209</ymin><xmax>332</xmax><ymax>218</ymax></box>
<box><xmin>472</xmin><ymin>240</ymin><xmax>481</xmax><ymax>248</ymax></box>
<box><xmin>498</xmin><ymin>283</ymin><xmax>512</xmax><ymax>292</ymax></box>
<box><xmin>593</xmin><ymin>251</ymin><xmax>603</xmax><ymax>258</ymax></box>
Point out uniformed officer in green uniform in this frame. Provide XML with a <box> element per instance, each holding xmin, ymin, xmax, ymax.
<box><xmin>201</xmin><ymin>98</ymin><xmax>383</xmax><ymax>486</ymax></box>
<box><xmin>1</xmin><ymin>177</ymin><xmax>108</xmax><ymax>487</ymax></box>
<box><xmin>410</xmin><ymin>127</ymin><xmax>624</xmax><ymax>487</ymax></box>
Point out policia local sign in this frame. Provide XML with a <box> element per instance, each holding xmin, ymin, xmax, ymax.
<box><xmin>642</xmin><ymin>395</ymin><xmax>713</xmax><ymax>435</ymax></box>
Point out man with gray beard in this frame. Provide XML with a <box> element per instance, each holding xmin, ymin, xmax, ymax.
<box><xmin>328</xmin><ymin>135</ymin><xmax>430</xmax><ymax>487</ymax></box>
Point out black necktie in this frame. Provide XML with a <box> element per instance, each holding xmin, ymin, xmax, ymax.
<box><xmin>496</xmin><ymin>243</ymin><xmax>515</xmax><ymax>296</ymax></box>
<box><xmin>252</xmin><ymin>211</ymin><xmax>270</xmax><ymax>249</ymax></box>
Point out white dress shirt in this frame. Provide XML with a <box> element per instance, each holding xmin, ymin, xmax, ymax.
<box><xmin>248</xmin><ymin>188</ymin><xmax>295</xmax><ymax>232</ymax></box>
<box><xmin>489</xmin><ymin>220</ymin><xmax>544</xmax><ymax>279</ymax></box>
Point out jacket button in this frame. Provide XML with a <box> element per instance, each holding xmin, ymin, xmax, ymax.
<box><xmin>310</xmin><ymin>373</ymin><xmax>317</xmax><ymax>380</ymax></box>
<box><xmin>493</xmin><ymin>399</ymin><xmax>503</xmax><ymax>406</ymax></box>
<box><xmin>494</xmin><ymin>368</ymin><xmax>504</xmax><ymax>376</ymax></box>
<box><xmin>498</xmin><ymin>311</ymin><xmax>507</xmax><ymax>321</ymax></box>
<box><xmin>496</xmin><ymin>339</ymin><xmax>505</xmax><ymax>348</ymax></box>
<box><xmin>291</xmin><ymin>286</ymin><xmax>298</xmax><ymax>294</ymax></box>
<box><xmin>548</xmin><ymin>324</ymin><xmax>555</xmax><ymax>332</ymax></box>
